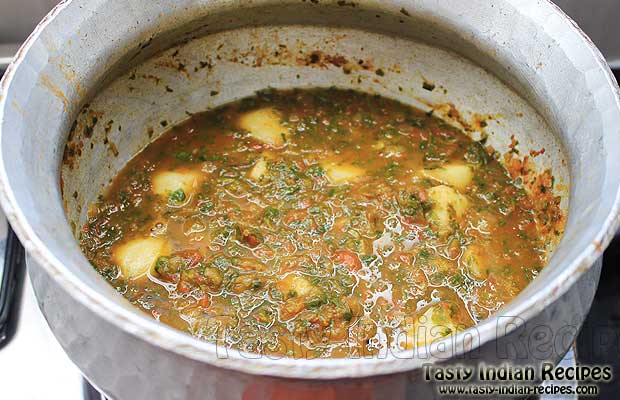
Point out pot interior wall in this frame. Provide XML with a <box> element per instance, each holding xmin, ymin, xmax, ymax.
<box><xmin>1</xmin><ymin>0</ymin><xmax>619</xmax><ymax>366</ymax></box>
<box><xmin>60</xmin><ymin>24</ymin><xmax>569</xmax><ymax>233</ymax></box>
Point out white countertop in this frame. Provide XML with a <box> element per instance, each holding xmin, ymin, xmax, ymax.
<box><xmin>0</xmin><ymin>275</ymin><xmax>82</xmax><ymax>400</ymax></box>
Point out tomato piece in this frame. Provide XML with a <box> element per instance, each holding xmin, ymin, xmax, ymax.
<box><xmin>177</xmin><ymin>281</ymin><xmax>192</xmax><ymax>294</ymax></box>
<box><xmin>177</xmin><ymin>250</ymin><xmax>203</xmax><ymax>268</ymax></box>
<box><xmin>333</xmin><ymin>249</ymin><xmax>362</xmax><ymax>271</ymax></box>
<box><xmin>198</xmin><ymin>296</ymin><xmax>211</xmax><ymax>308</ymax></box>
<box><xmin>402</xmin><ymin>216</ymin><xmax>413</xmax><ymax>225</ymax></box>
<box><xmin>243</xmin><ymin>231</ymin><xmax>261</xmax><ymax>248</ymax></box>
<box><xmin>284</xmin><ymin>210</ymin><xmax>305</xmax><ymax>224</ymax></box>
<box><xmin>418</xmin><ymin>189</ymin><xmax>428</xmax><ymax>203</ymax></box>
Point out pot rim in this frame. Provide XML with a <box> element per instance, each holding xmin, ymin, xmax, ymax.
<box><xmin>1</xmin><ymin>0</ymin><xmax>619</xmax><ymax>380</ymax></box>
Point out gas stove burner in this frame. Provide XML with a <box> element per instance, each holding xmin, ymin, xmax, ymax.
<box><xmin>0</xmin><ymin>209</ymin><xmax>24</xmax><ymax>349</ymax></box>
<box><xmin>83</xmin><ymin>379</ymin><xmax>108</xmax><ymax>400</ymax></box>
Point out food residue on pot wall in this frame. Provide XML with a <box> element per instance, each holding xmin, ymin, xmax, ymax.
<box><xmin>59</xmin><ymin>26</ymin><xmax>568</xmax><ymax>244</ymax></box>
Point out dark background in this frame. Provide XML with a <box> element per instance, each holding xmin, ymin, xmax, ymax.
<box><xmin>577</xmin><ymin>215</ymin><xmax>620</xmax><ymax>398</ymax></box>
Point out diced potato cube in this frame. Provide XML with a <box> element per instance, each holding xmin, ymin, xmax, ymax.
<box><xmin>427</xmin><ymin>185</ymin><xmax>469</xmax><ymax>230</ymax></box>
<box><xmin>276</xmin><ymin>274</ymin><xmax>315</xmax><ymax>299</ymax></box>
<box><xmin>276</xmin><ymin>274</ymin><xmax>321</xmax><ymax>319</ymax></box>
<box><xmin>152</xmin><ymin>170</ymin><xmax>201</xmax><ymax>198</ymax></box>
<box><xmin>248</xmin><ymin>158</ymin><xmax>268</xmax><ymax>181</ymax></box>
<box><xmin>202</xmin><ymin>267</ymin><xmax>223</xmax><ymax>289</ymax></box>
<box><xmin>400</xmin><ymin>303</ymin><xmax>458</xmax><ymax>349</ymax></box>
<box><xmin>423</xmin><ymin>164</ymin><xmax>473</xmax><ymax>190</ymax></box>
<box><xmin>425</xmin><ymin>251</ymin><xmax>458</xmax><ymax>274</ymax></box>
<box><xmin>372</xmin><ymin>141</ymin><xmax>385</xmax><ymax>150</ymax></box>
<box><xmin>238</xmin><ymin>107</ymin><xmax>288</xmax><ymax>146</ymax></box>
<box><xmin>322</xmin><ymin>162</ymin><xmax>365</xmax><ymax>184</ymax></box>
<box><xmin>113</xmin><ymin>237</ymin><xmax>170</xmax><ymax>279</ymax></box>
<box><xmin>280</xmin><ymin>298</ymin><xmax>307</xmax><ymax>320</ymax></box>
<box><xmin>231</xmin><ymin>274</ymin><xmax>263</xmax><ymax>294</ymax></box>
<box><xmin>462</xmin><ymin>244</ymin><xmax>490</xmax><ymax>279</ymax></box>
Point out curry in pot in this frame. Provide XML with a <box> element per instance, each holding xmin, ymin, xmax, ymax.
<box><xmin>79</xmin><ymin>88</ymin><xmax>563</xmax><ymax>358</ymax></box>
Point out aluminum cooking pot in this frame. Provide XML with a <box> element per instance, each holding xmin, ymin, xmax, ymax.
<box><xmin>1</xmin><ymin>1</ymin><xmax>619</xmax><ymax>399</ymax></box>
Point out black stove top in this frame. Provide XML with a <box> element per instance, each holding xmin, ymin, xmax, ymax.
<box><xmin>572</xmin><ymin>68</ymin><xmax>620</xmax><ymax>400</ymax></box>
<box><xmin>577</xmin><ymin>239</ymin><xmax>620</xmax><ymax>399</ymax></box>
